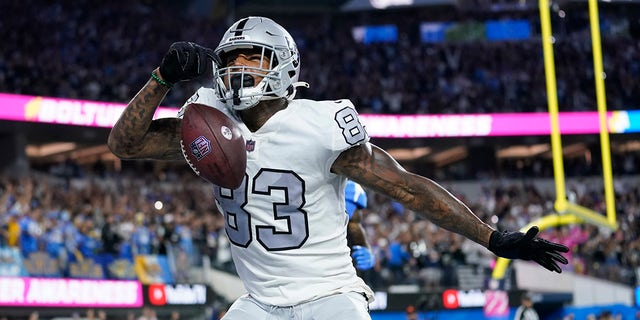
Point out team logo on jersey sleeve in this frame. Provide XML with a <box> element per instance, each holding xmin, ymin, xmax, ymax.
<box><xmin>190</xmin><ymin>136</ymin><xmax>211</xmax><ymax>160</ymax></box>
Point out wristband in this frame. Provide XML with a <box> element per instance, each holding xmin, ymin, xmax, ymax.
<box><xmin>151</xmin><ymin>71</ymin><xmax>172</xmax><ymax>88</ymax></box>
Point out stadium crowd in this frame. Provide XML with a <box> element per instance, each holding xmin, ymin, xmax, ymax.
<box><xmin>1</xmin><ymin>0</ymin><xmax>639</xmax><ymax>296</ymax></box>
<box><xmin>1</xmin><ymin>160</ymin><xmax>638</xmax><ymax>290</ymax></box>
<box><xmin>1</xmin><ymin>0</ymin><xmax>640</xmax><ymax>114</ymax></box>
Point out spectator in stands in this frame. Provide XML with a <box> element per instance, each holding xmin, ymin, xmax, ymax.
<box><xmin>137</xmin><ymin>307</ymin><xmax>158</xmax><ymax>320</ymax></box>
<box><xmin>62</xmin><ymin>211</ymin><xmax>80</xmax><ymax>265</ymax></box>
<box><xmin>100</xmin><ymin>213</ymin><xmax>122</xmax><ymax>273</ymax></box>
<box><xmin>416</xmin><ymin>248</ymin><xmax>443</xmax><ymax>289</ymax></box>
<box><xmin>406</xmin><ymin>305</ymin><xmax>420</xmax><ymax>320</ymax></box>
<box><xmin>1</xmin><ymin>164</ymin><xmax>638</xmax><ymax>286</ymax></box>
<box><xmin>174</xmin><ymin>213</ymin><xmax>195</xmax><ymax>263</ymax></box>
<box><xmin>101</xmin><ymin>213</ymin><xmax>122</xmax><ymax>256</ymax></box>
<box><xmin>190</xmin><ymin>215</ymin><xmax>208</xmax><ymax>267</ymax></box>
<box><xmin>44</xmin><ymin>211</ymin><xmax>68</xmax><ymax>269</ymax></box>
<box><xmin>203</xmin><ymin>216</ymin><xmax>221</xmax><ymax>265</ymax></box>
<box><xmin>2</xmin><ymin>212</ymin><xmax>20</xmax><ymax>248</ymax></box>
<box><xmin>18</xmin><ymin>208</ymin><xmax>42</xmax><ymax>258</ymax></box>
<box><xmin>386</xmin><ymin>231</ymin><xmax>414</xmax><ymax>285</ymax></box>
<box><xmin>158</xmin><ymin>213</ymin><xmax>179</xmax><ymax>256</ymax></box>
<box><xmin>28</xmin><ymin>311</ymin><xmax>39</xmax><ymax>320</ymax></box>
<box><xmin>77</xmin><ymin>218</ymin><xmax>101</xmax><ymax>260</ymax></box>
<box><xmin>514</xmin><ymin>293</ymin><xmax>539</xmax><ymax>320</ymax></box>
<box><xmin>131</xmin><ymin>212</ymin><xmax>154</xmax><ymax>256</ymax></box>
<box><xmin>214</xmin><ymin>229</ymin><xmax>234</xmax><ymax>274</ymax></box>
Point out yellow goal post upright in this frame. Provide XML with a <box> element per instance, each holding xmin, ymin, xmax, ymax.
<box><xmin>491</xmin><ymin>0</ymin><xmax>618</xmax><ymax>281</ymax></box>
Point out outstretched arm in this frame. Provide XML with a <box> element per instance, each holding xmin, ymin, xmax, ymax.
<box><xmin>334</xmin><ymin>143</ymin><xmax>493</xmax><ymax>247</ymax></box>
<box><xmin>332</xmin><ymin>143</ymin><xmax>568</xmax><ymax>272</ymax></box>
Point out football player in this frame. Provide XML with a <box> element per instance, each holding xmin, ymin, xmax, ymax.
<box><xmin>108</xmin><ymin>16</ymin><xmax>569</xmax><ymax>320</ymax></box>
<box><xmin>345</xmin><ymin>180</ymin><xmax>375</xmax><ymax>271</ymax></box>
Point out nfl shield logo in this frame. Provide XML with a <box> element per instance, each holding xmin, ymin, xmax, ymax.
<box><xmin>190</xmin><ymin>136</ymin><xmax>211</xmax><ymax>161</ymax></box>
<box><xmin>246</xmin><ymin>140</ymin><xmax>255</xmax><ymax>152</ymax></box>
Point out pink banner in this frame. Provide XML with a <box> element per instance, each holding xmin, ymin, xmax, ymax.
<box><xmin>487</xmin><ymin>112</ymin><xmax>602</xmax><ymax>136</ymax></box>
<box><xmin>0</xmin><ymin>277</ymin><xmax>143</xmax><ymax>307</ymax></box>
<box><xmin>360</xmin><ymin>112</ymin><xmax>613</xmax><ymax>138</ymax></box>
<box><xmin>0</xmin><ymin>93</ymin><xmax>177</xmax><ymax>128</ymax></box>
<box><xmin>0</xmin><ymin>93</ymin><xmax>626</xmax><ymax>137</ymax></box>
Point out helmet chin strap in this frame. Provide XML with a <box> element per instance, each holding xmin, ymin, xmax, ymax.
<box><xmin>286</xmin><ymin>82</ymin><xmax>310</xmax><ymax>101</ymax></box>
<box><xmin>293</xmin><ymin>81</ymin><xmax>310</xmax><ymax>89</ymax></box>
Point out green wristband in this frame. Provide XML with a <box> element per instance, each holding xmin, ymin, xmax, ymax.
<box><xmin>151</xmin><ymin>71</ymin><xmax>172</xmax><ymax>88</ymax></box>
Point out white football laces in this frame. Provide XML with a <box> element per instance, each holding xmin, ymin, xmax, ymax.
<box><xmin>180</xmin><ymin>139</ymin><xmax>201</xmax><ymax>176</ymax></box>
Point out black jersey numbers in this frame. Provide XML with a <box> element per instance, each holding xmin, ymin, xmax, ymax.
<box><xmin>334</xmin><ymin>106</ymin><xmax>366</xmax><ymax>145</ymax></box>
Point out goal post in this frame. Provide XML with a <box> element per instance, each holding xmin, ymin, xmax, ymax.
<box><xmin>543</xmin><ymin>0</ymin><xmax>617</xmax><ymax>230</ymax></box>
<box><xmin>491</xmin><ymin>0</ymin><xmax>617</xmax><ymax>281</ymax></box>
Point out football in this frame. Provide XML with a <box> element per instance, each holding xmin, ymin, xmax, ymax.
<box><xmin>180</xmin><ymin>103</ymin><xmax>246</xmax><ymax>189</ymax></box>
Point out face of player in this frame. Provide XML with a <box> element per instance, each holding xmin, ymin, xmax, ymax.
<box><xmin>223</xmin><ymin>48</ymin><xmax>271</xmax><ymax>89</ymax></box>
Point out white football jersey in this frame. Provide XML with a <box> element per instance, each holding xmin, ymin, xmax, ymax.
<box><xmin>181</xmin><ymin>88</ymin><xmax>374</xmax><ymax>306</ymax></box>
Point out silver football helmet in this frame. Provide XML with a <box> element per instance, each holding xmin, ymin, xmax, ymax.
<box><xmin>214</xmin><ymin>16</ymin><xmax>308</xmax><ymax>111</ymax></box>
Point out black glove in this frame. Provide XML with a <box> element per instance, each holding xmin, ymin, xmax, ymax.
<box><xmin>159</xmin><ymin>42</ymin><xmax>221</xmax><ymax>85</ymax></box>
<box><xmin>488</xmin><ymin>226</ymin><xmax>569</xmax><ymax>273</ymax></box>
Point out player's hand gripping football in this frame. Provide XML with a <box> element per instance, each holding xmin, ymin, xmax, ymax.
<box><xmin>488</xmin><ymin>226</ymin><xmax>569</xmax><ymax>273</ymax></box>
<box><xmin>159</xmin><ymin>42</ymin><xmax>221</xmax><ymax>85</ymax></box>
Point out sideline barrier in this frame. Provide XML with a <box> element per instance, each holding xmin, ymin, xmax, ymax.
<box><xmin>0</xmin><ymin>277</ymin><xmax>143</xmax><ymax>308</ymax></box>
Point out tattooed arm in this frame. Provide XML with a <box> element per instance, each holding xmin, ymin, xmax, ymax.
<box><xmin>332</xmin><ymin>143</ymin><xmax>494</xmax><ymax>248</ymax></box>
<box><xmin>107</xmin><ymin>68</ymin><xmax>183</xmax><ymax>161</ymax></box>
<box><xmin>108</xmin><ymin>42</ymin><xmax>217</xmax><ymax>161</ymax></box>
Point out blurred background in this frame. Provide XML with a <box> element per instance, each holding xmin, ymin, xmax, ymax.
<box><xmin>1</xmin><ymin>0</ymin><xmax>640</xmax><ymax>319</ymax></box>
